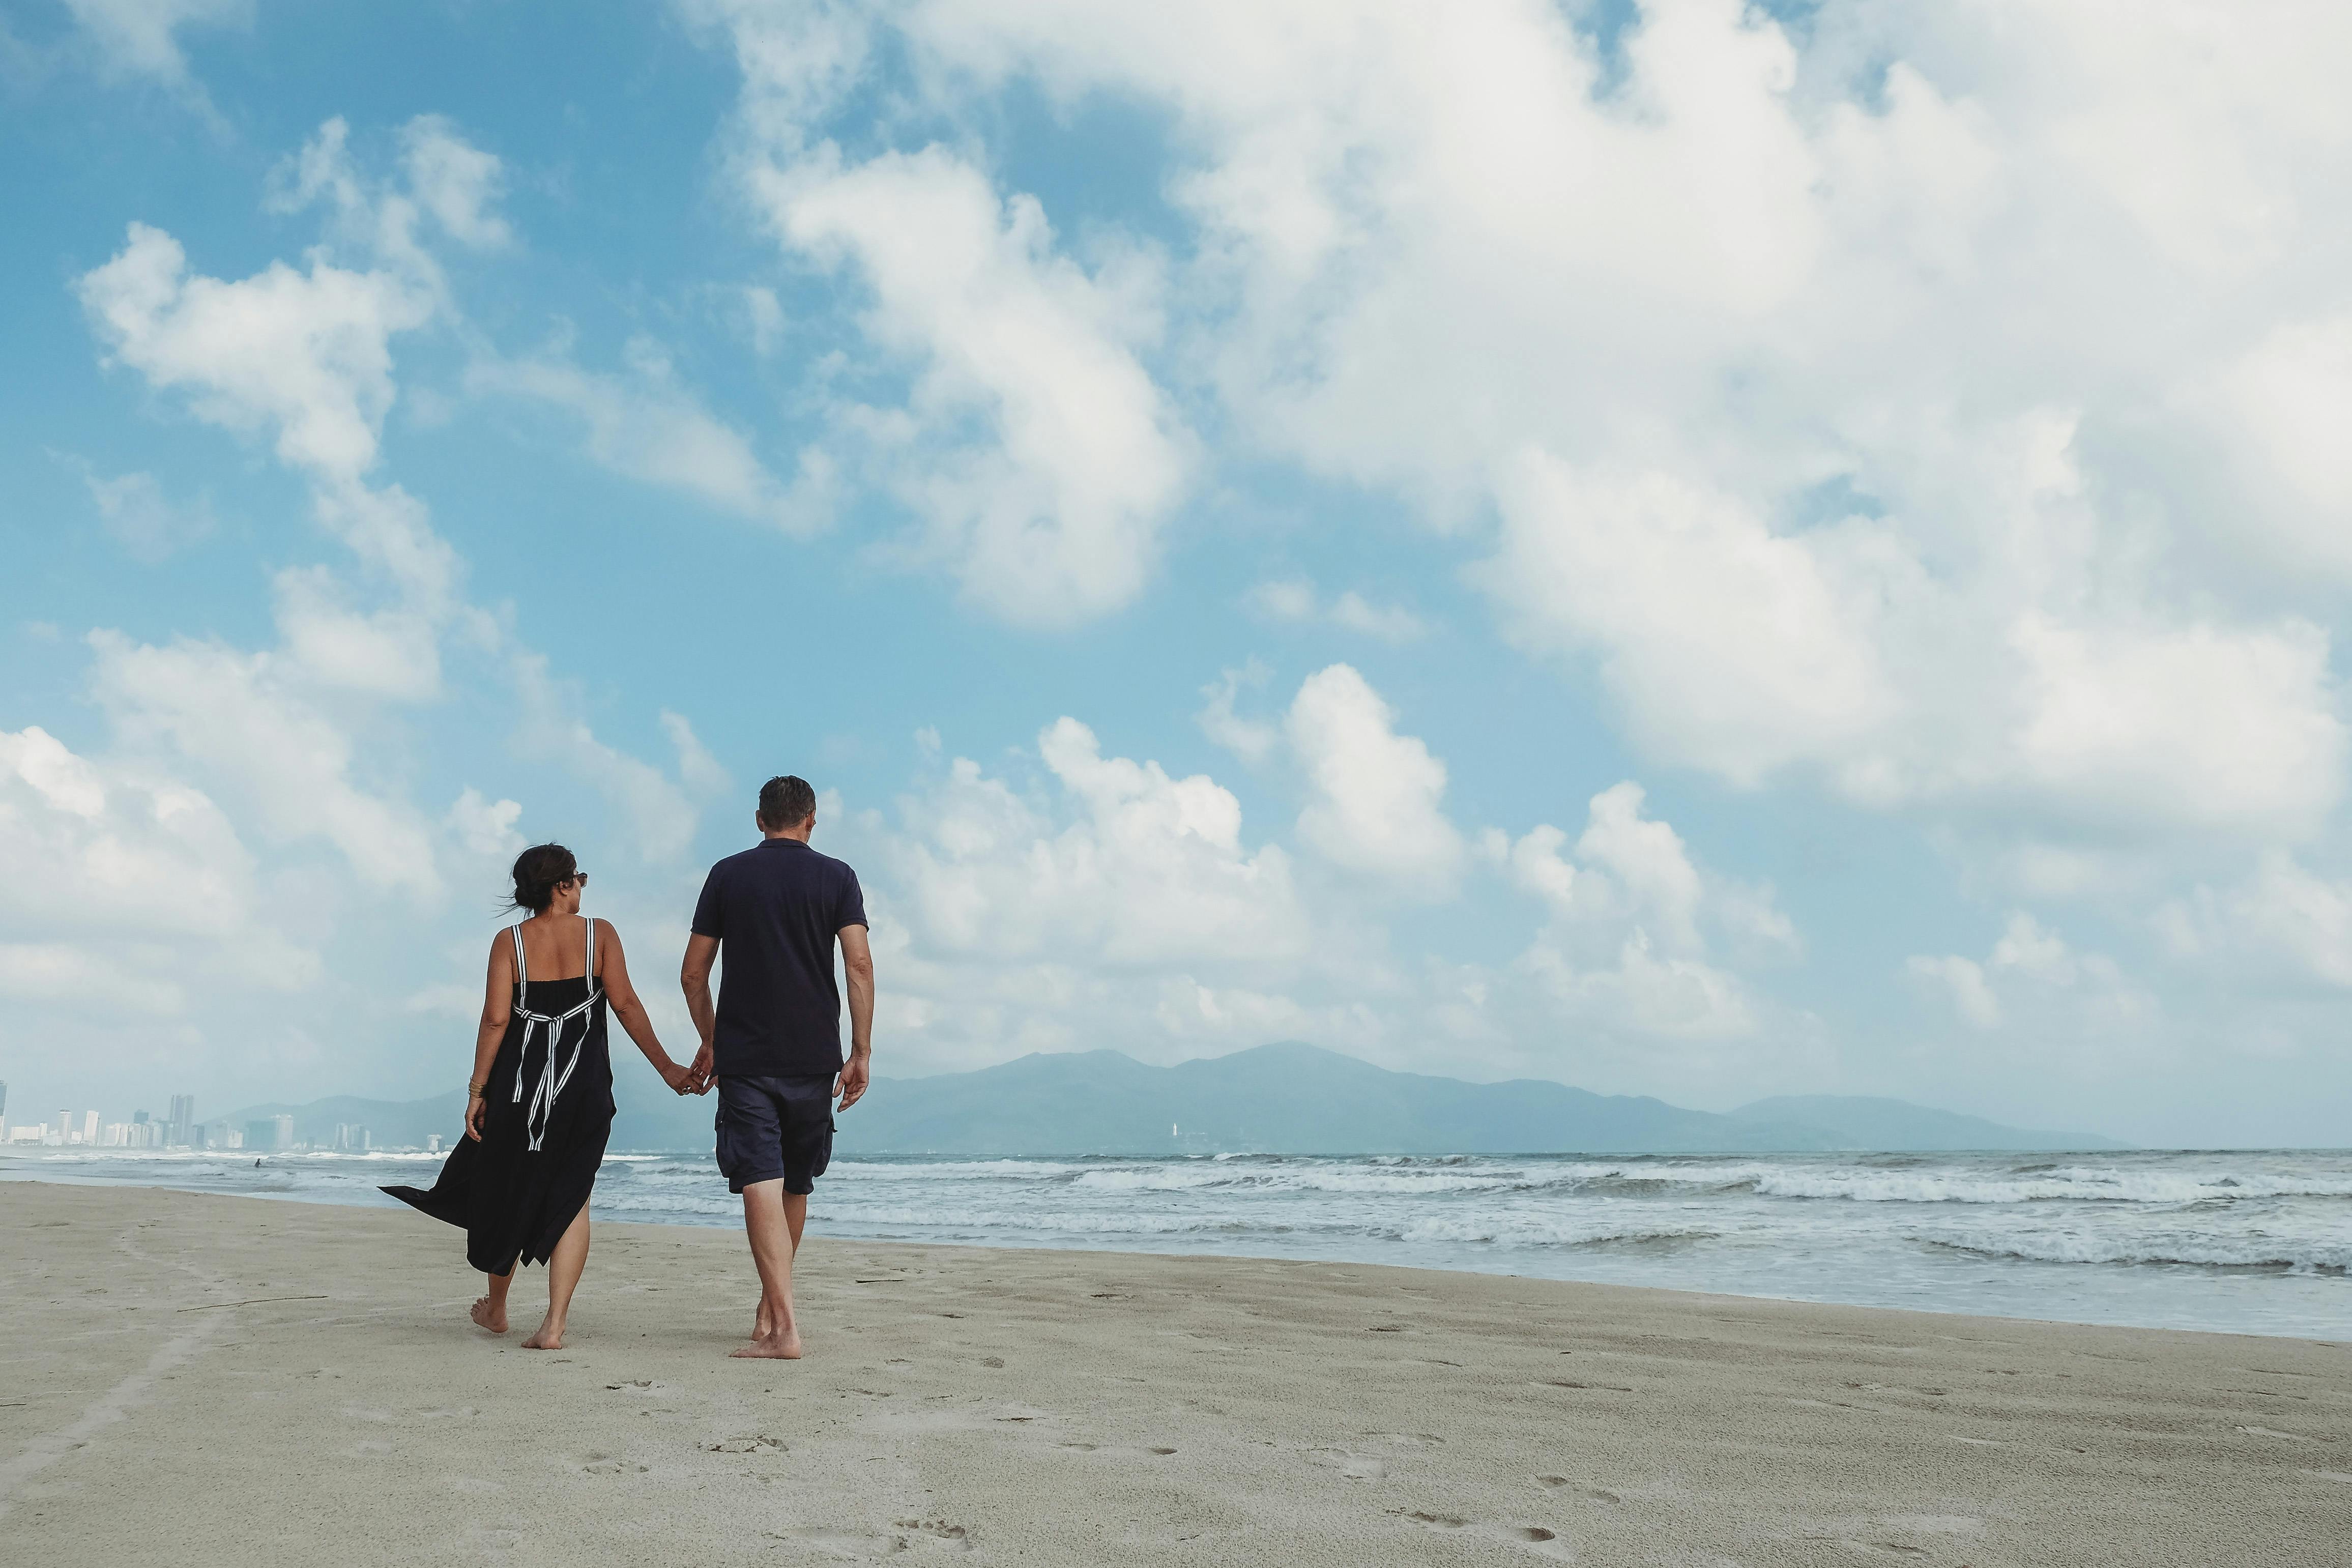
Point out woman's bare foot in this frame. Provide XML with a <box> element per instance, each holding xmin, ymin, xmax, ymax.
<box><xmin>470</xmin><ymin>1297</ymin><xmax>508</xmax><ymax>1334</ymax></box>
<box><xmin>521</xmin><ymin>1320</ymin><xmax>565</xmax><ymax>1350</ymax></box>
<box><xmin>730</xmin><ymin>1328</ymin><xmax>802</xmax><ymax>1360</ymax></box>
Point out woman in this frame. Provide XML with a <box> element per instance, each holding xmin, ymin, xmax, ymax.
<box><xmin>385</xmin><ymin>843</ymin><xmax>696</xmax><ymax>1349</ymax></box>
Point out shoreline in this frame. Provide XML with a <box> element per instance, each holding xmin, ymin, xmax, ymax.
<box><xmin>7</xmin><ymin>1156</ymin><xmax>2347</xmax><ymax>1342</ymax></box>
<box><xmin>6</xmin><ymin>1182</ymin><xmax>2349</xmax><ymax>1565</ymax></box>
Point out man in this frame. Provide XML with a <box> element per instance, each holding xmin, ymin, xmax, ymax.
<box><xmin>682</xmin><ymin>774</ymin><xmax>875</xmax><ymax>1360</ymax></box>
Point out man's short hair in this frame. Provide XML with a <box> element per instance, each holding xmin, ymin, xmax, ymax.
<box><xmin>758</xmin><ymin>774</ymin><xmax>817</xmax><ymax>831</ymax></box>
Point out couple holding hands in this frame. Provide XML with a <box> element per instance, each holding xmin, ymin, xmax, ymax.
<box><xmin>386</xmin><ymin>775</ymin><xmax>873</xmax><ymax>1360</ymax></box>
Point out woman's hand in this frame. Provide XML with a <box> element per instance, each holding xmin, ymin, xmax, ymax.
<box><xmin>658</xmin><ymin>1058</ymin><xmax>696</xmax><ymax>1096</ymax></box>
<box><xmin>464</xmin><ymin>1089</ymin><xmax>487</xmax><ymax>1141</ymax></box>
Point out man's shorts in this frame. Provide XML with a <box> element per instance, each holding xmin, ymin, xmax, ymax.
<box><xmin>714</xmin><ymin>1073</ymin><xmax>835</xmax><ymax>1195</ymax></box>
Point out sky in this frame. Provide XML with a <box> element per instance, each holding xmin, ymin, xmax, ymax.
<box><xmin>3</xmin><ymin>0</ymin><xmax>2350</xmax><ymax>1148</ymax></box>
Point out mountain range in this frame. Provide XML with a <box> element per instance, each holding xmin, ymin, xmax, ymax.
<box><xmin>214</xmin><ymin>1042</ymin><xmax>2122</xmax><ymax>1155</ymax></box>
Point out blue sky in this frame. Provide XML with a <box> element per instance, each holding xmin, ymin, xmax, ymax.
<box><xmin>5</xmin><ymin>0</ymin><xmax>2351</xmax><ymax>1147</ymax></box>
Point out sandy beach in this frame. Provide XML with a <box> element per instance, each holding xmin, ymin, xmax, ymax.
<box><xmin>2</xmin><ymin>1183</ymin><xmax>2345</xmax><ymax>1565</ymax></box>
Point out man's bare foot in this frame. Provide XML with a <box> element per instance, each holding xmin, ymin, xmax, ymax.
<box><xmin>470</xmin><ymin>1297</ymin><xmax>508</xmax><ymax>1334</ymax></box>
<box><xmin>521</xmin><ymin>1321</ymin><xmax>565</xmax><ymax>1350</ymax></box>
<box><xmin>730</xmin><ymin>1329</ymin><xmax>802</xmax><ymax>1360</ymax></box>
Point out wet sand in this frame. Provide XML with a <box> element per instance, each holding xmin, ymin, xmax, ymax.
<box><xmin>1</xmin><ymin>1181</ymin><xmax>2345</xmax><ymax>1565</ymax></box>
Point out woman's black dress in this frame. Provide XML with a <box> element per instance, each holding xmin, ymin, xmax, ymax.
<box><xmin>384</xmin><ymin>919</ymin><xmax>615</xmax><ymax>1274</ymax></box>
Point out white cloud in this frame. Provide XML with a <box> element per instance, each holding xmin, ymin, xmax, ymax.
<box><xmin>1988</xmin><ymin>912</ymin><xmax>2077</xmax><ymax>985</ymax></box>
<box><xmin>1905</xmin><ymin>953</ymin><xmax>2001</xmax><ymax>1029</ymax></box>
<box><xmin>399</xmin><ymin>114</ymin><xmax>513</xmax><ymax>250</ymax></box>
<box><xmin>267</xmin><ymin>564</ymin><xmax>441</xmax><ymax>701</ymax></box>
<box><xmin>2212</xmin><ymin>313</ymin><xmax>2352</xmax><ymax>577</ymax></box>
<box><xmin>1244</xmin><ymin>578</ymin><xmax>1316</xmax><ymax>623</ymax></box>
<box><xmin>87</xmin><ymin>630</ymin><xmax>442</xmax><ymax>896</ymax></box>
<box><xmin>64</xmin><ymin>124</ymin><xmax>704</xmax><ymax>927</ymax></box>
<box><xmin>1479</xmin><ymin>454</ymin><xmax>1897</xmax><ymax>788</ymax></box>
<box><xmin>70</xmin><ymin>462</ymin><xmax>213</xmax><ymax>562</ymax></box>
<box><xmin>1194</xmin><ymin>661</ymin><xmax>1278</xmax><ymax>767</ymax></box>
<box><xmin>448</xmin><ymin>788</ymin><xmax>525</xmax><ymax>860</ymax></box>
<box><xmin>25</xmin><ymin>115</ymin><xmax>764</xmax><ymax>1119</ymax></box>
<box><xmin>1489</xmin><ymin>778</ymin><xmax>1797</xmax><ymax>1051</ymax></box>
<box><xmin>2156</xmin><ymin>854</ymin><xmax>2352</xmax><ymax>991</ymax></box>
<box><xmin>1285</xmin><ymin>663</ymin><xmax>1464</xmax><ymax>891</ymax></box>
<box><xmin>880</xmin><ymin>718</ymin><xmax>1305</xmax><ymax>968</ymax></box>
<box><xmin>78</xmin><ymin>220</ymin><xmax>434</xmax><ymax>486</ymax></box>
<box><xmin>2006</xmin><ymin>615</ymin><xmax>2343</xmax><ymax>841</ymax></box>
<box><xmin>1522</xmin><ymin>931</ymin><xmax>1759</xmax><ymax>1044</ymax></box>
<box><xmin>786</xmin><ymin>1</ymin><xmax>2352</xmax><ymax>863</ymax></box>
<box><xmin>1906</xmin><ymin>912</ymin><xmax>2150</xmax><ymax>1037</ymax></box>
<box><xmin>60</xmin><ymin>0</ymin><xmax>246</xmax><ymax>90</ymax></box>
<box><xmin>264</xmin><ymin>116</ymin><xmax>513</xmax><ymax>298</ymax></box>
<box><xmin>1245</xmin><ymin>578</ymin><xmax>1427</xmax><ymax>643</ymax></box>
<box><xmin>1491</xmin><ymin>782</ymin><xmax>1797</xmax><ymax>963</ymax></box>
<box><xmin>741</xmin><ymin>284</ymin><xmax>786</xmax><ymax>356</ymax></box>
<box><xmin>467</xmin><ymin>337</ymin><xmax>834</xmax><ymax>533</ymax></box>
<box><xmin>661</xmin><ymin>711</ymin><xmax>731</xmax><ymax>798</ymax></box>
<box><xmin>511</xmin><ymin>651</ymin><xmax>715</xmax><ymax>867</ymax></box>
<box><xmin>725</xmin><ymin>121</ymin><xmax>1192</xmax><ymax>622</ymax></box>
<box><xmin>1572</xmin><ymin>782</ymin><xmax>1710</xmax><ymax>955</ymax></box>
<box><xmin>0</xmin><ymin>724</ymin><xmax>317</xmax><ymax>1006</ymax></box>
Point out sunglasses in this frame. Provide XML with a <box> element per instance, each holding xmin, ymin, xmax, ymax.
<box><xmin>561</xmin><ymin>873</ymin><xmax>589</xmax><ymax>888</ymax></box>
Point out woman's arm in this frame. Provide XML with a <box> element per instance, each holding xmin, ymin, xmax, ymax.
<box><xmin>597</xmin><ymin>921</ymin><xmax>695</xmax><ymax>1094</ymax></box>
<box><xmin>466</xmin><ymin>934</ymin><xmax>515</xmax><ymax>1141</ymax></box>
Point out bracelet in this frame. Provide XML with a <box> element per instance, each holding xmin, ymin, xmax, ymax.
<box><xmin>468</xmin><ymin>1081</ymin><xmax>487</xmax><ymax>1099</ymax></box>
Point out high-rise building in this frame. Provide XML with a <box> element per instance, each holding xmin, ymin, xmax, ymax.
<box><xmin>0</xmin><ymin>1080</ymin><xmax>9</xmax><ymax>1128</ymax></box>
<box><xmin>274</xmin><ymin>1113</ymin><xmax>295</xmax><ymax>1149</ymax></box>
<box><xmin>168</xmin><ymin>1094</ymin><xmax>194</xmax><ymax>1147</ymax></box>
<box><xmin>78</xmin><ymin>1110</ymin><xmax>98</xmax><ymax>1144</ymax></box>
<box><xmin>55</xmin><ymin>1110</ymin><xmax>71</xmax><ymax>1143</ymax></box>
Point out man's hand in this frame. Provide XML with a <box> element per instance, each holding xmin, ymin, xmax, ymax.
<box><xmin>688</xmin><ymin>1039</ymin><xmax>715</xmax><ymax>1094</ymax></box>
<box><xmin>836</xmin><ymin>1050</ymin><xmax>870</xmax><ymax>1112</ymax></box>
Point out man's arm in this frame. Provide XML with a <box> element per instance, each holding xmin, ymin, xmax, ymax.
<box><xmin>681</xmin><ymin>932</ymin><xmax>720</xmax><ymax>1091</ymax></box>
<box><xmin>837</xmin><ymin>923</ymin><xmax>874</xmax><ymax>1110</ymax></box>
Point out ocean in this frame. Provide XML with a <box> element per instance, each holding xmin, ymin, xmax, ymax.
<box><xmin>9</xmin><ymin>1146</ymin><xmax>2346</xmax><ymax>1340</ymax></box>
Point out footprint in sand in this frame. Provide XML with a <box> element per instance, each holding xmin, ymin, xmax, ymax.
<box><xmin>1536</xmin><ymin>1477</ymin><xmax>1619</xmax><ymax>1504</ymax></box>
<box><xmin>1308</xmin><ymin>1447</ymin><xmax>1391</xmax><ymax>1481</ymax></box>
<box><xmin>1055</xmin><ymin>1442</ymin><xmax>1178</xmax><ymax>1459</ymax></box>
<box><xmin>578</xmin><ymin>1451</ymin><xmax>646</xmax><ymax>1475</ymax></box>
<box><xmin>703</xmin><ymin>1435</ymin><xmax>790</xmax><ymax>1455</ymax></box>
<box><xmin>776</xmin><ymin>1520</ymin><xmax>972</xmax><ymax>1558</ymax></box>
<box><xmin>462</xmin><ymin>1524</ymin><xmax>526</xmax><ymax>1553</ymax></box>
<box><xmin>1399</xmin><ymin>1512</ymin><xmax>1573</xmax><ymax>1559</ymax></box>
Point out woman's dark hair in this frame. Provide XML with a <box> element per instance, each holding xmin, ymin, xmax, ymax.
<box><xmin>506</xmin><ymin>843</ymin><xmax>578</xmax><ymax>914</ymax></box>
